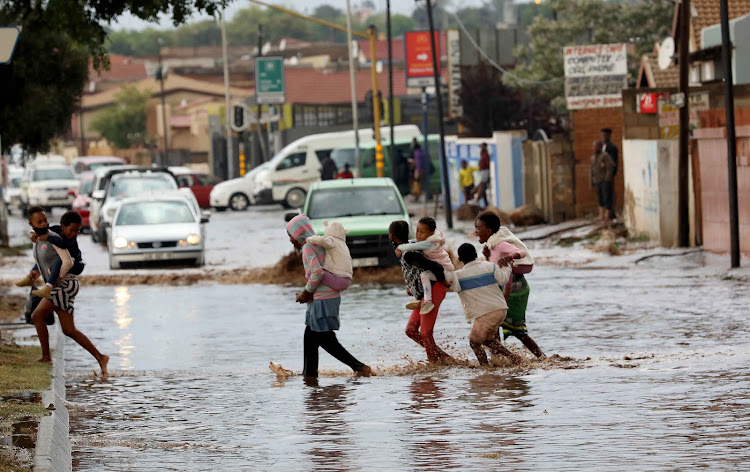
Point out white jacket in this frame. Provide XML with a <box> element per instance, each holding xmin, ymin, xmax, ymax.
<box><xmin>306</xmin><ymin>221</ymin><xmax>353</xmax><ymax>278</ymax></box>
<box><xmin>447</xmin><ymin>260</ymin><xmax>511</xmax><ymax>323</ymax></box>
<box><xmin>487</xmin><ymin>227</ymin><xmax>534</xmax><ymax>267</ymax></box>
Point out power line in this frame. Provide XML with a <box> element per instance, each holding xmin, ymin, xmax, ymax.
<box><xmin>449</xmin><ymin>11</ymin><xmax>564</xmax><ymax>85</ymax></box>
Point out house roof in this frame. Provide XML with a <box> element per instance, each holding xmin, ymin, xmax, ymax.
<box><xmin>81</xmin><ymin>74</ymin><xmax>249</xmax><ymax>111</ymax></box>
<box><xmin>88</xmin><ymin>54</ymin><xmax>148</xmax><ymax>83</ymax></box>
<box><xmin>674</xmin><ymin>0</ymin><xmax>750</xmax><ymax>50</ymax></box>
<box><xmin>637</xmin><ymin>53</ymin><xmax>680</xmax><ymax>88</ymax></box>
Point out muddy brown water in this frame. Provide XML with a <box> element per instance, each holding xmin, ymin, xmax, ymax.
<box><xmin>64</xmin><ymin>264</ymin><xmax>750</xmax><ymax>471</ymax></box>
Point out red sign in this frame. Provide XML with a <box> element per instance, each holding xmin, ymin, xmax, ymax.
<box><xmin>405</xmin><ymin>31</ymin><xmax>440</xmax><ymax>86</ymax></box>
<box><xmin>639</xmin><ymin>93</ymin><xmax>662</xmax><ymax>114</ymax></box>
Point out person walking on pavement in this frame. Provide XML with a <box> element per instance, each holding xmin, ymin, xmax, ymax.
<box><xmin>590</xmin><ymin>140</ymin><xmax>617</xmax><ymax>223</ymax></box>
<box><xmin>410</xmin><ymin>140</ymin><xmax>425</xmax><ymax>202</ymax></box>
<box><xmin>471</xmin><ymin>143</ymin><xmax>491</xmax><ymax>208</ymax></box>
<box><xmin>459</xmin><ymin>160</ymin><xmax>478</xmax><ymax>203</ymax></box>
<box><xmin>320</xmin><ymin>154</ymin><xmax>338</xmax><ymax>181</ymax></box>
<box><xmin>601</xmin><ymin>128</ymin><xmax>619</xmax><ymax>219</ymax></box>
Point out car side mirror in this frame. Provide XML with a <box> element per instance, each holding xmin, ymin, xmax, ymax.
<box><xmin>284</xmin><ymin>211</ymin><xmax>299</xmax><ymax>222</ymax></box>
<box><xmin>92</xmin><ymin>190</ymin><xmax>105</xmax><ymax>200</ymax></box>
<box><xmin>200</xmin><ymin>211</ymin><xmax>211</xmax><ymax>224</ymax></box>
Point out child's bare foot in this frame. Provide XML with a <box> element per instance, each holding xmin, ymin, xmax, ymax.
<box><xmin>98</xmin><ymin>355</ymin><xmax>109</xmax><ymax>376</ymax></box>
<box><xmin>37</xmin><ymin>357</ymin><xmax>53</xmax><ymax>365</ymax></box>
<box><xmin>357</xmin><ymin>365</ymin><xmax>376</xmax><ymax>377</ymax></box>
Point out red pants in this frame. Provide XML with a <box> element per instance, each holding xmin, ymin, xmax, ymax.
<box><xmin>405</xmin><ymin>282</ymin><xmax>447</xmax><ymax>337</ymax></box>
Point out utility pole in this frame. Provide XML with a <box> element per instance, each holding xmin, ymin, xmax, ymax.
<box><xmin>677</xmin><ymin>0</ymin><xmax>690</xmax><ymax>247</ymax></box>
<box><xmin>78</xmin><ymin>104</ymin><xmax>86</xmax><ymax>156</ymax></box>
<box><xmin>345</xmin><ymin>0</ymin><xmax>361</xmax><ymax>176</ymax></box>
<box><xmin>221</xmin><ymin>10</ymin><xmax>234</xmax><ymax>179</ymax></box>
<box><xmin>157</xmin><ymin>39</ymin><xmax>169</xmax><ymax>167</ymax></box>
<box><xmin>368</xmin><ymin>25</ymin><xmax>384</xmax><ymax>178</ymax></box>
<box><xmin>386</xmin><ymin>0</ymin><xmax>395</xmax><ymax>181</ymax></box>
<box><xmin>425</xmin><ymin>0</ymin><xmax>452</xmax><ymax>229</ymax></box>
<box><xmin>255</xmin><ymin>23</ymin><xmax>269</xmax><ymax>164</ymax></box>
<box><xmin>720</xmin><ymin>0</ymin><xmax>740</xmax><ymax>268</ymax></box>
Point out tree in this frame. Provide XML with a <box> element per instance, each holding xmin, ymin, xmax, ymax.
<box><xmin>1</xmin><ymin>0</ymin><xmax>225</xmax><ymax>153</ymax></box>
<box><xmin>365</xmin><ymin>13</ymin><xmax>418</xmax><ymax>37</ymax></box>
<box><xmin>508</xmin><ymin>0</ymin><xmax>674</xmax><ymax>114</ymax></box>
<box><xmin>90</xmin><ymin>85</ymin><xmax>151</xmax><ymax>149</ymax></box>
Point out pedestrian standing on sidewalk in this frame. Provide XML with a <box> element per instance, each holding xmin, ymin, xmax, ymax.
<box><xmin>26</xmin><ymin>206</ymin><xmax>109</xmax><ymax>374</ymax></box>
<box><xmin>471</xmin><ymin>143</ymin><xmax>491</xmax><ymax>208</ymax></box>
<box><xmin>459</xmin><ymin>160</ymin><xmax>478</xmax><ymax>203</ymax></box>
<box><xmin>410</xmin><ymin>140</ymin><xmax>425</xmax><ymax>202</ymax></box>
<box><xmin>590</xmin><ymin>140</ymin><xmax>616</xmax><ymax>223</ymax></box>
<box><xmin>475</xmin><ymin>211</ymin><xmax>545</xmax><ymax>358</ymax></box>
<box><xmin>601</xmin><ymin>128</ymin><xmax>619</xmax><ymax>219</ymax></box>
<box><xmin>286</xmin><ymin>214</ymin><xmax>374</xmax><ymax>384</ymax></box>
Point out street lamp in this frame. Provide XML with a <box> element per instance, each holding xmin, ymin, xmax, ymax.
<box><xmin>156</xmin><ymin>37</ymin><xmax>169</xmax><ymax>167</ymax></box>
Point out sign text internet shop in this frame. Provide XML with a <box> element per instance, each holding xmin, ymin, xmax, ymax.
<box><xmin>564</xmin><ymin>43</ymin><xmax>627</xmax><ymax>110</ymax></box>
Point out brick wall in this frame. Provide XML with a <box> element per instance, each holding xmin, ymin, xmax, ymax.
<box><xmin>572</xmin><ymin>107</ymin><xmax>624</xmax><ymax>217</ymax></box>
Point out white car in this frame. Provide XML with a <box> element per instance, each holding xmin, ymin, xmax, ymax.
<box><xmin>209</xmin><ymin>162</ymin><xmax>271</xmax><ymax>211</ymax></box>
<box><xmin>3</xmin><ymin>168</ymin><xmax>23</xmax><ymax>214</ymax></box>
<box><xmin>20</xmin><ymin>164</ymin><xmax>79</xmax><ymax>214</ymax></box>
<box><xmin>91</xmin><ymin>169</ymin><xmax>178</xmax><ymax>243</ymax></box>
<box><xmin>108</xmin><ymin>192</ymin><xmax>208</xmax><ymax>269</ymax></box>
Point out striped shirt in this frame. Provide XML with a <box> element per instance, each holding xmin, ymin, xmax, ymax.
<box><xmin>447</xmin><ymin>260</ymin><xmax>511</xmax><ymax>323</ymax></box>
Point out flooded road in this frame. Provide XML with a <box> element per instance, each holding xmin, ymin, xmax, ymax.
<box><xmin>65</xmin><ymin>263</ymin><xmax>750</xmax><ymax>471</ymax></box>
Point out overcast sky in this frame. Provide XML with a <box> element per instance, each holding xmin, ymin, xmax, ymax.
<box><xmin>114</xmin><ymin>0</ymin><xmax>492</xmax><ymax>31</ymax></box>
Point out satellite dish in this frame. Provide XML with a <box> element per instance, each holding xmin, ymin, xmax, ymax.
<box><xmin>262</xmin><ymin>41</ymin><xmax>272</xmax><ymax>55</ymax></box>
<box><xmin>279</xmin><ymin>39</ymin><xmax>287</xmax><ymax>51</ymax></box>
<box><xmin>658</xmin><ymin>37</ymin><xmax>675</xmax><ymax>71</ymax></box>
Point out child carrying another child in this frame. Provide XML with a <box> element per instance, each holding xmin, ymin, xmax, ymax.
<box><xmin>475</xmin><ymin>211</ymin><xmax>545</xmax><ymax>358</ymax></box>
<box><xmin>446</xmin><ymin>243</ymin><xmax>522</xmax><ymax>366</ymax></box>
<box><xmin>306</xmin><ymin>220</ymin><xmax>352</xmax><ymax>292</ymax></box>
<box><xmin>395</xmin><ymin>217</ymin><xmax>455</xmax><ymax>315</ymax></box>
<box><xmin>16</xmin><ymin>211</ymin><xmax>85</xmax><ymax>299</ymax></box>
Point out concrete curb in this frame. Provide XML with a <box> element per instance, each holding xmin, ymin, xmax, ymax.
<box><xmin>33</xmin><ymin>325</ymin><xmax>72</xmax><ymax>472</ymax></box>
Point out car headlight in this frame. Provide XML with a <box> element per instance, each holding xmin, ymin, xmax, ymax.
<box><xmin>113</xmin><ymin>236</ymin><xmax>128</xmax><ymax>249</ymax></box>
<box><xmin>186</xmin><ymin>234</ymin><xmax>200</xmax><ymax>245</ymax></box>
<box><xmin>106</xmin><ymin>207</ymin><xmax>117</xmax><ymax>219</ymax></box>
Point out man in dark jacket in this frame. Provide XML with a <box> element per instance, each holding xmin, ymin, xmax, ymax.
<box><xmin>320</xmin><ymin>155</ymin><xmax>338</xmax><ymax>181</ymax></box>
<box><xmin>601</xmin><ymin>128</ymin><xmax>619</xmax><ymax>218</ymax></box>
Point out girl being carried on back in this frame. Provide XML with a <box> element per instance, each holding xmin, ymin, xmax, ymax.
<box><xmin>306</xmin><ymin>220</ymin><xmax>353</xmax><ymax>291</ymax></box>
<box><xmin>395</xmin><ymin>217</ymin><xmax>455</xmax><ymax>315</ymax></box>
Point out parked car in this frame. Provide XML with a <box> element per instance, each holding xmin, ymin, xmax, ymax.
<box><xmin>90</xmin><ymin>168</ymin><xmax>178</xmax><ymax>243</ymax></box>
<box><xmin>20</xmin><ymin>159</ymin><xmax>79</xmax><ymax>214</ymax></box>
<box><xmin>209</xmin><ymin>162</ymin><xmax>271</xmax><ymax>211</ymax></box>
<box><xmin>286</xmin><ymin>178</ymin><xmax>411</xmax><ymax>268</ymax></box>
<box><xmin>108</xmin><ymin>192</ymin><xmax>208</xmax><ymax>269</ymax></box>
<box><xmin>258</xmin><ymin>125</ymin><xmax>421</xmax><ymax>209</ymax></box>
<box><xmin>172</xmin><ymin>170</ymin><xmax>222</xmax><ymax>209</ymax></box>
<box><xmin>71</xmin><ymin>156</ymin><xmax>127</xmax><ymax>175</ymax></box>
<box><xmin>71</xmin><ymin>171</ymin><xmax>96</xmax><ymax>230</ymax></box>
<box><xmin>3</xmin><ymin>167</ymin><xmax>23</xmax><ymax>214</ymax></box>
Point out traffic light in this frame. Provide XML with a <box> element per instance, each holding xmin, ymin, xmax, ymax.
<box><xmin>233</xmin><ymin>104</ymin><xmax>245</xmax><ymax>129</ymax></box>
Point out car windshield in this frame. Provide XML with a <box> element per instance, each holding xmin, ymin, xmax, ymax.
<box><xmin>116</xmin><ymin>201</ymin><xmax>195</xmax><ymax>226</ymax></box>
<box><xmin>33</xmin><ymin>168</ymin><xmax>75</xmax><ymax>181</ymax></box>
<box><xmin>109</xmin><ymin>177</ymin><xmax>174</xmax><ymax>198</ymax></box>
<box><xmin>330</xmin><ymin>148</ymin><xmax>357</xmax><ymax>169</ymax></box>
<box><xmin>88</xmin><ymin>162</ymin><xmax>122</xmax><ymax>170</ymax></box>
<box><xmin>307</xmin><ymin>186</ymin><xmax>403</xmax><ymax>219</ymax></box>
<box><xmin>78</xmin><ymin>177</ymin><xmax>95</xmax><ymax>195</ymax></box>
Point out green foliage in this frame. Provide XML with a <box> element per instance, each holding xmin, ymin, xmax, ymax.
<box><xmin>509</xmin><ymin>0</ymin><xmax>674</xmax><ymax>114</ymax></box>
<box><xmin>90</xmin><ymin>85</ymin><xmax>151</xmax><ymax>149</ymax></box>
<box><xmin>366</xmin><ymin>13</ymin><xmax>418</xmax><ymax>38</ymax></box>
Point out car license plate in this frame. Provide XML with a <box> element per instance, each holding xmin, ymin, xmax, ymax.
<box><xmin>352</xmin><ymin>257</ymin><xmax>378</xmax><ymax>268</ymax></box>
<box><xmin>143</xmin><ymin>252</ymin><xmax>171</xmax><ymax>261</ymax></box>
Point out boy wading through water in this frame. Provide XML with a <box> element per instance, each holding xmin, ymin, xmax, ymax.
<box><xmin>475</xmin><ymin>211</ymin><xmax>545</xmax><ymax>358</ymax></box>
<box><xmin>23</xmin><ymin>206</ymin><xmax>108</xmax><ymax>374</ymax></box>
<box><xmin>286</xmin><ymin>215</ymin><xmax>374</xmax><ymax>384</ymax></box>
<box><xmin>446</xmin><ymin>244</ymin><xmax>522</xmax><ymax>366</ymax></box>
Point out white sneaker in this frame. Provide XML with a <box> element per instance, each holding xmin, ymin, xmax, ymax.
<box><xmin>420</xmin><ymin>301</ymin><xmax>435</xmax><ymax>315</ymax></box>
<box><xmin>405</xmin><ymin>298</ymin><xmax>421</xmax><ymax>310</ymax></box>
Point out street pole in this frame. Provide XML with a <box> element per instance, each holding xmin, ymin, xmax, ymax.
<box><xmin>158</xmin><ymin>42</ymin><xmax>168</xmax><ymax>167</ymax></box>
<box><xmin>421</xmin><ymin>87</ymin><xmax>430</xmax><ymax>203</ymax></box>
<box><xmin>221</xmin><ymin>10</ymin><xmax>234</xmax><ymax>179</ymax></box>
<box><xmin>255</xmin><ymin>23</ymin><xmax>269</xmax><ymax>164</ymax></box>
<box><xmin>346</xmin><ymin>0</ymin><xmax>361</xmax><ymax>177</ymax></box>
<box><xmin>78</xmin><ymin>103</ymin><xmax>86</xmax><ymax>156</ymax></box>
<box><xmin>368</xmin><ymin>25</ymin><xmax>384</xmax><ymax>178</ymax></box>
<box><xmin>720</xmin><ymin>0</ymin><xmax>740</xmax><ymax>268</ymax></box>
<box><xmin>386</xmin><ymin>0</ymin><xmax>395</xmax><ymax>181</ymax></box>
<box><xmin>425</xmin><ymin>0</ymin><xmax>452</xmax><ymax>229</ymax></box>
<box><xmin>677</xmin><ymin>0</ymin><xmax>690</xmax><ymax>247</ymax></box>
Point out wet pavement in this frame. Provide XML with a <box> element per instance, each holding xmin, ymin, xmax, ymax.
<box><xmin>61</xmin><ymin>262</ymin><xmax>750</xmax><ymax>471</ymax></box>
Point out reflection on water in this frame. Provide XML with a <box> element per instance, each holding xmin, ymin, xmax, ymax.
<box><xmin>65</xmin><ymin>267</ymin><xmax>750</xmax><ymax>470</ymax></box>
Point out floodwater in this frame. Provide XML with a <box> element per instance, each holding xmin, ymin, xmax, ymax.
<box><xmin>66</xmin><ymin>261</ymin><xmax>750</xmax><ymax>471</ymax></box>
